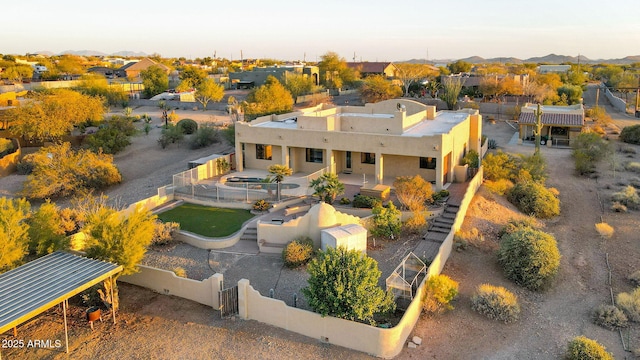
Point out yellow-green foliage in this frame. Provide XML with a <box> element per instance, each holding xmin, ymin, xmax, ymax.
<box><xmin>422</xmin><ymin>274</ymin><xmax>459</xmax><ymax>314</ymax></box>
<box><xmin>595</xmin><ymin>222</ymin><xmax>614</xmax><ymax>239</ymax></box>
<box><xmin>21</xmin><ymin>142</ymin><xmax>121</xmax><ymax>199</ymax></box>
<box><xmin>283</xmin><ymin>237</ymin><xmax>314</xmax><ymax>268</ymax></box>
<box><xmin>484</xmin><ymin>178</ymin><xmax>514</xmax><ymax>195</ymax></box>
<box><xmin>27</xmin><ymin>200</ymin><xmax>69</xmax><ymax>255</ymax></box>
<box><xmin>565</xmin><ymin>336</ymin><xmax>614</xmax><ymax>360</ymax></box>
<box><xmin>483</xmin><ymin>151</ymin><xmax>517</xmax><ymax>181</ymax></box>
<box><xmin>626</xmin><ymin>162</ymin><xmax>640</xmax><ymax>173</ymax></box>
<box><xmin>592</xmin><ymin>304</ymin><xmax>628</xmax><ymax>330</ymax></box>
<box><xmin>471</xmin><ymin>284</ymin><xmax>520</xmax><ymax>323</ymax></box>
<box><xmin>507</xmin><ymin>181</ymin><xmax>560</xmax><ymax>219</ymax></box>
<box><xmin>0</xmin><ymin>138</ymin><xmax>14</xmax><ymax>156</ymax></box>
<box><xmin>616</xmin><ymin>287</ymin><xmax>640</xmax><ymax>322</ymax></box>
<box><xmin>612</xmin><ymin>185</ymin><xmax>640</xmax><ymax>210</ymax></box>
<box><xmin>173</xmin><ymin>267</ymin><xmax>187</xmax><ymax>278</ymax></box>
<box><xmin>0</xmin><ymin>198</ymin><xmax>31</xmax><ymax>272</ymax></box>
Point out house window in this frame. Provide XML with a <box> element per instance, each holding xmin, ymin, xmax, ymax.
<box><xmin>256</xmin><ymin>144</ymin><xmax>272</xmax><ymax>160</ymax></box>
<box><xmin>361</xmin><ymin>152</ymin><xmax>375</xmax><ymax>164</ymax></box>
<box><xmin>420</xmin><ymin>157</ymin><xmax>436</xmax><ymax>169</ymax></box>
<box><xmin>306</xmin><ymin>148</ymin><xmax>323</xmax><ymax>163</ymax></box>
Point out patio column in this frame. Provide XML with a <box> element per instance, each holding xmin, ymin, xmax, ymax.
<box><xmin>235</xmin><ymin>140</ymin><xmax>244</xmax><ymax>172</ymax></box>
<box><xmin>281</xmin><ymin>145</ymin><xmax>289</xmax><ymax>169</ymax></box>
<box><xmin>325</xmin><ymin>148</ymin><xmax>335</xmax><ymax>174</ymax></box>
<box><xmin>375</xmin><ymin>152</ymin><xmax>384</xmax><ymax>184</ymax></box>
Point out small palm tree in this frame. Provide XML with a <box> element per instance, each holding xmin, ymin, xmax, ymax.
<box><xmin>267</xmin><ymin>164</ymin><xmax>293</xmax><ymax>202</ymax></box>
<box><xmin>309</xmin><ymin>173</ymin><xmax>345</xmax><ymax>204</ymax></box>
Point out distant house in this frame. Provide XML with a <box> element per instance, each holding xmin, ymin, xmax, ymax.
<box><xmin>537</xmin><ymin>65</ymin><xmax>571</xmax><ymax>74</ymax></box>
<box><xmin>518</xmin><ymin>103</ymin><xmax>584</xmax><ymax>146</ymax></box>
<box><xmin>120</xmin><ymin>58</ymin><xmax>171</xmax><ymax>79</ymax></box>
<box><xmin>228</xmin><ymin>65</ymin><xmax>319</xmax><ymax>89</ymax></box>
<box><xmin>87</xmin><ymin>66</ymin><xmax>117</xmax><ymax>78</ymax></box>
<box><xmin>346</xmin><ymin>62</ymin><xmax>398</xmax><ymax>78</ymax></box>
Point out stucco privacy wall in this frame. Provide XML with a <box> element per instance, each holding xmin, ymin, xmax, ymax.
<box><xmin>120</xmin><ymin>266</ymin><xmax>223</xmax><ymax>309</ymax></box>
<box><xmin>238</xmin><ymin>168</ymin><xmax>484</xmax><ymax>358</ymax></box>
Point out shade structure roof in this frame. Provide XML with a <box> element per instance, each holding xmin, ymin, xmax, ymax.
<box><xmin>518</xmin><ymin>112</ymin><xmax>584</xmax><ymax>127</ymax></box>
<box><xmin>0</xmin><ymin>251</ymin><xmax>122</xmax><ymax>334</ymax></box>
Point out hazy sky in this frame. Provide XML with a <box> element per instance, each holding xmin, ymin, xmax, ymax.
<box><xmin>2</xmin><ymin>0</ymin><xmax>639</xmax><ymax>61</ymax></box>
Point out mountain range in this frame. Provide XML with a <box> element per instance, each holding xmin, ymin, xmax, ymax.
<box><xmin>33</xmin><ymin>50</ymin><xmax>148</xmax><ymax>57</ymax></box>
<box><xmin>404</xmin><ymin>53</ymin><xmax>640</xmax><ymax>65</ymax></box>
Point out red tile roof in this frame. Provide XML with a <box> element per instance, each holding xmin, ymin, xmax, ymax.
<box><xmin>518</xmin><ymin>112</ymin><xmax>584</xmax><ymax>127</ymax></box>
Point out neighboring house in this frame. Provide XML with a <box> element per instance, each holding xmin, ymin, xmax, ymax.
<box><xmin>234</xmin><ymin>99</ymin><xmax>482</xmax><ymax>190</ymax></box>
<box><xmin>346</xmin><ymin>62</ymin><xmax>398</xmax><ymax>78</ymax></box>
<box><xmin>119</xmin><ymin>58</ymin><xmax>171</xmax><ymax>79</ymax></box>
<box><xmin>537</xmin><ymin>65</ymin><xmax>571</xmax><ymax>74</ymax></box>
<box><xmin>228</xmin><ymin>65</ymin><xmax>319</xmax><ymax>89</ymax></box>
<box><xmin>518</xmin><ymin>103</ymin><xmax>584</xmax><ymax>146</ymax></box>
<box><xmin>87</xmin><ymin>66</ymin><xmax>117</xmax><ymax>78</ymax></box>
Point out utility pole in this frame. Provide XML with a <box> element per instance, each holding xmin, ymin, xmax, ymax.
<box><xmin>534</xmin><ymin>103</ymin><xmax>543</xmax><ymax>156</ymax></box>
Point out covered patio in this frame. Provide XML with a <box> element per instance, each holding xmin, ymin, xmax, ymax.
<box><xmin>0</xmin><ymin>251</ymin><xmax>122</xmax><ymax>357</ymax></box>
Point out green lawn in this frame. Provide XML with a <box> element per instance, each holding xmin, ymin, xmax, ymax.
<box><xmin>157</xmin><ymin>203</ymin><xmax>254</xmax><ymax>237</ymax></box>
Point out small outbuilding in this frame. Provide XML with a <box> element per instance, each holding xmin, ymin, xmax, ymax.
<box><xmin>320</xmin><ymin>223</ymin><xmax>367</xmax><ymax>254</ymax></box>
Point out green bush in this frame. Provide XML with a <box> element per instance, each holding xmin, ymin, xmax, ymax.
<box><xmin>592</xmin><ymin>304</ymin><xmax>629</xmax><ymax>330</ymax></box>
<box><xmin>371</xmin><ymin>203</ymin><xmax>402</xmax><ymax>240</ymax></box>
<box><xmin>176</xmin><ymin>118</ymin><xmax>198</xmax><ymax>134</ymax></box>
<box><xmin>352</xmin><ymin>194</ymin><xmax>381</xmax><ymax>208</ymax></box>
<box><xmin>282</xmin><ymin>236</ymin><xmax>314</xmax><ymax>268</ymax></box>
<box><xmin>565</xmin><ymin>336</ymin><xmax>614</xmax><ymax>360</ymax></box>
<box><xmin>616</xmin><ymin>287</ymin><xmax>640</xmax><ymax>322</ymax></box>
<box><xmin>498</xmin><ymin>227</ymin><xmax>561</xmax><ymax>291</ymax></box>
<box><xmin>499</xmin><ymin>217</ymin><xmax>540</xmax><ymax>237</ymax></box>
<box><xmin>422</xmin><ymin>274</ymin><xmax>459</xmax><ymax>314</ymax></box>
<box><xmin>253</xmin><ymin>199</ymin><xmax>270</xmax><ymax>212</ymax></box>
<box><xmin>432</xmin><ymin>189</ymin><xmax>450</xmax><ymax>202</ymax></box>
<box><xmin>612</xmin><ymin>185</ymin><xmax>640</xmax><ymax>210</ymax></box>
<box><xmin>483</xmin><ymin>150</ymin><xmax>517</xmax><ymax>181</ymax></box>
<box><xmin>620</xmin><ymin>124</ymin><xmax>640</xmax><ymax>145</ymax></box>
<box><xmin>470</xmin><ymin>284</ymin><xmax>520</xmax><ymax>323</ymax></box>
<box><xmin>572</xmin><ymin>132</ymin><xmax>610</xmax><ymax>175</ymax></box>
<box><xmin>339</xmin><ymin>197</ymin><xmax>351</xmax><ymax>205</ymax></box>
<box><xmin>190</xmin><ymin>125</ymin><xmax>219</xmax><ymax>149</ymax></box>
<box><xmin>158</xmin><ymin>125</ymin><xmax>184</xmax><ymax>149</ymax></box>
<box><xmin>86</xmin><ymin>116</ymin><xmax>136</xmax><ymax>155</ymax></box>
<box><xmin>461</xmin><ymin>149</ymin><xmax>479</xmax><ymax>168</ymax></box>
<box><xmin>507</xmin><ymin>181</ymin><xmax>560</xmax><ymax>219</ymax></box>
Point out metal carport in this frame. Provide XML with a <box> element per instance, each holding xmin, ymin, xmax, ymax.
<box><xmin>0</xmin><ymin>251</ymin><xmax>122</xmax><ymax>357</ymax></box>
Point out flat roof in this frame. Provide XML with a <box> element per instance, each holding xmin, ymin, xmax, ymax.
<box><xmin>402</xmin><ymin>112</ymin><xmax>469</xmax><ymax>137</ymax></box>
<box><xmin>0</xmin><ymin>251</ymin><xmax>122</xmax><ymax>334</ymax></box>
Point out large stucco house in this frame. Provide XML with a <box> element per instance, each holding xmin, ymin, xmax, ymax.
<box><xmin>234</xmin><ymin>99</ymin><xmax>482</xmax><ymax>190</ymax></box>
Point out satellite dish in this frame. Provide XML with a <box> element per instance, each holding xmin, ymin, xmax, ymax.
<box><xmin>397</xmin><ymin>103</ymin><xmax>406</xmax><ymax>111</ymax></box>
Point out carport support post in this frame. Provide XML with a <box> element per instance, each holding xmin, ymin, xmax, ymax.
<box><xmin>62</xmin><ymin>299</ymin><xmax>69</xmax><ymax>354</ymax></box>
<box><xmin>110</xmin><ymin>276</ymin><xmax>117</xmax><ymax>325</ymax></box>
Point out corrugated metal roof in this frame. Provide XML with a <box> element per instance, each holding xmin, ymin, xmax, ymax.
<box><xmin>0</xmin><ymin>251</ymin><xmax>122</xmax><ymax>333</ymax></box>
<box><xmin>518</xmin><ymin>112</ymin><xmax>584</xmax><ymax>127</ymax></box>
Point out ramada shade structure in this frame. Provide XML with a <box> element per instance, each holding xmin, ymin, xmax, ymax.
<box><xmin>0</xmin><ymin>251</ymin><xmax>122</xmax><ymax>356</ymax></box>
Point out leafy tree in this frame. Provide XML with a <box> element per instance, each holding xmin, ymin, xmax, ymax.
<box><xmin>395</xmin><ymin>63</ymin><xmax>437</xmax><ymax>96</ymax></box>
<box><xmin>282</xmin><ymin>72</ymin><xmax>315</xmax><ymax>103</ymax></box>
<box><xmin>393</xmin><ymin>175</ymin><xmax>433</xmax><ymax>212</ymax></box>
<box><xmin>440</xmin><ymin>77</ymin><xmax>464</xmax><ymax>110</ymax></box>
<box><xmin>242</xmin><ymin>76</ymin><xmax>293</xmax><ymax>120</ymax></box>
<box><xmin>359</xmin><ymin>75</ymin><xmax>402</xmax><ymax>103</ymax></box>
<box><xmin>498</xmin><ymin>227</ymin><xmax>561</xmax><ymax>291</ymax></box>
<box><xmin>557</xmin><ymin>84</ymin><xmax>583</xmax><ymax>105</ymax></box>
<box><xmin>7</xmin><ymin>89</ymin><xmax>105</xmax><ymax>142</ymax></box>
<box><xmin>267</xmin><ymin>164</ymin><xmax>293</xmax><ymax>201</ymax></box>
<box><xmin>195</xmin><ymin>78</ymin><xmax>224</xmax><ymax>110</ymax></box>
<box><xmin>317</xmin><ymin>51</ymin><xmax>358</xmax><ymax>89</ymax></box>
<box><xmin>0</xmin><ymin>64</ymin><xmax>33</xmax><ymax>83</ymax></box>
<box><xmin>27</xmin><ymin>200</ymin><xmax>68</xmax><ymax>255</ymax></box>
<box><xmin>21</xmin><ymin>142</ymin><xmax>121</xmax><ymax>199</ymax></box>
<box><xmin>141</xmin><ymin>65</ymin><xmax>169</xmax><ymax>98</ymax></box>
<box><xmin>227</xmin><ymin>96</ymin><xmax>243</xmax><ymax>122</ymax></box>
<box><xmin>447</xmin><ymin>60</ymin><xmax>472</xmax><ymax>74</ymax></box>
<box><xmin>178</xmin><ymin>65</ymin><xmax>208</xmax><ymax>88</ymax></box>
<box><xmin>371</xmin><ymin>203</ymin><xmax>402</xmax><ymax>240</ymax></box>
<box><xmin>426</xmin><ymin>80</ymin><xmax>441</xmax><ymax>98</ymax></box>
<box><xmin>309</xmin><ymin>173</ymin><xmax>345</xmax><ymax>204</ymax></box>
<box><xmin>572</xmin><ymin>132</ymin><xmax>610</xmax><ymax>175</ymax></box>
<box><xmin>56</xmin><ymin>55</ymin><xmax>85</xmax><ymax>78</ymax></box>
<box><xmin>302</xmin><ymin>246</ymin><xmax>395</xmax><ymax>325</ymax></box>
<box><xmin>84</xmin><ymin>204</ymin><xmax>157</xmax><ymax>310</ymax></box>
<box><xmin>75</xmin><ymin>73</ymin><xmax>127</xmax><ymax>106</ymax></box>
<box><xmin>0</xmin><ymin>197</ymin><xmax>31</xmax><ymax>272</ymax></box>
<box><xmin>86</xmin><ymin>116</ymin><xmax>137</xmax><ymax>154</ymax></box>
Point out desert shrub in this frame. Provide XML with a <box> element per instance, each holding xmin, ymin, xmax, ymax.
<box><xmin>629</xmin><ymin>270</ymin><xmax>640</xmax><ymax>286</ymax></box>
<box><xmin>514</xmin><ymin>154</ymin><xmax>547</xmax><ymax>184</ymax></box>
<box><xmin>565</xmin><ymin>336</ymin><xmax>614</xmax><ymax>360</ymax></box>
<box><xmin>86</xmin><ymin>117</ymin><xmax>136</xmax><ymax>154</ymax></box>
<box><xmin>405</xmin><ymin>213</ymin><xmax>428</xmax><ymax>234</ymax></box>
<box><xmin>595</xmin><ymin>222</ymin><xmax>614</xmax><ymax>239</ymax></box>
<box><xmin>455</xmin><ymin>228</ymin><xmax>484</xmax><ymax>246</ymax></box>
<box><xmin>158</xmin><ymin>124</ymin><xmax>184</xmax><ymax>149</ymax></box>
<box><xmin>422</xmin><ymin>274</ymin><xmax>459</xmax><ymax>314</ymax></box>
<box><xmin>461</xmin><ymin>149</ymin><xmax>479</xmax><ymax>168</ymax></box>
<box><xmin>620</xmin><ymin>146</ymin><xmax>637</xmax><ymax>154</ymax></box>
<box><xmin>370</xmin><ymin>203</ymin><xmax>402</xmax><ymax>240</ymax></box>
<box><xmin>499</xmin><ymin>217</ymin><xmax>540</xmax><ymax>237</ymax></box>
<box><xmin>572</xmin><ymin>132</ymin><xmax>610</xmax><ymax>175</ymax></box>
<box><xmin>610</xmin><ymin>201</ymin><xmax>627</xmax><ymax>213</ymax></box>
<box><xmin>470</xmin><ymin>284</ymin><xmax>520</xmax><ymax>323</ymax></box>
<box><xmin>620</xmin><ymin>124</ymin><xmax>640</xmax><ymax>145</ymax></box>
<box><xmin>253</xmin><ymin>199</ymin><xmax>270</xmax><ymax>212</ymax></box>
<box><xmin>27</xmin><ymin>201</ymin><xmax>69</xmax><ymax>255</ymax></box>
<box><xmin>626</xmin><ymin>161</ymin><xmax>640</xmax><ymax>173</ymax></box>
<box><xmin>498</xmin><ymin>227</ymin><xmax>560</xmax><ymax>291</ymax></box>
<box><xmin>0</xmin><ymin>138</ymin><xmax>15</xmax><ymax>157</ymax></box>
<box><xmin>282</xmin><ymin>236</ymin><xmax>314</xmax><ymax>268</ymax></box>
<box><xmin>16</xmin><ymin>160</ymin><xmax>34</xmax><ymax>175</ymax></box>
<box><xmin>484</xmin><ymin>179</ymin><xmax>514</xmax><ymax>195</ymax></box>
<box><xmin>393</xmin><ymin>175</ymin><xmax>433</xmax><ymax>211</ymax></box>
<box><xmin>483</xmin><ymin>150</ymin><xmax>517</xmax><ymax>181</ymax></box>
<box><xmin>220</xmin><ymin>123</ymin><xmax>235</xmax><ymax>145</ymax></box>
<box><xmin>432</xmin><ymin>189</ymin><xmax>450</xmax><ymax>203</ymax></box>
<box><xmin>617</xmin><ymin>287</ymin><xmax>640</xmax><ymax>322</ymax></box>
<box><xmin>592</xmin><ymin>304</ymin><xmax>629</xmax><ymax>330</ymax></box>
<box><xmin>176</xmin><ymin>118</ymin><xmax>198</xmax><ymax>134</ymax></box>
<box><xmin>173</xmin><ymin>267</ymin><xmax>187</xmax><ymax>278</ymax></box>
<box><xmin>190</xmin><ymin>125</ymin><xmax>219</xmax><ymax>149</ymax></box>
<box><xmin>339</xmin><ymin>197</ymin><xmax>351</xmax><ymax>205</ymax></box>
<box><xmin>612</xmin><ymin>185</ymin><xmax>640</xmax><ymax>210</ymax></box>
<box><xmin>151</xmin><ymin>221</ymin><xmax>180</xmax><ymax>246</ymax></box>
<box><xmin>352</xmin><ymin>194</ymin><xmax>381</xmax><ymax>209</ymax></box>
<box><xmin>507</xmin><ymin>181</ymin><xmax>560</xmax><ymax>219</ymax></box>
